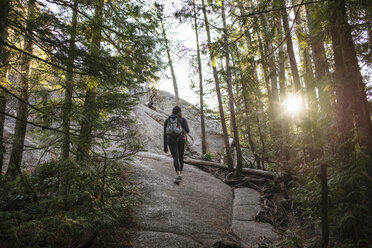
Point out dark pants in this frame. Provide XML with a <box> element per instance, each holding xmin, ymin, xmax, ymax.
<box><xmin>168</xmin><ymin>139</ymin><xmax>185</xmax><ymax>172</ymax></box>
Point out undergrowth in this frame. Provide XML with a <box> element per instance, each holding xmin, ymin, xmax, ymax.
<box><xmin>0</xmin><ymin>159</ymin><xmax>137</xmax><ymax>248</ymax></box>
<box><xmin>286</xmin><ymin>149</ymin><xmax>372</xmax><ymax>247</ymax></box>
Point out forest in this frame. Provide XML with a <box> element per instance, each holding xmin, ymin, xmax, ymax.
<box><xmin>0</xmin><ymin>0</ymin><xmax>371</xmax><ymax>247</ymax></box>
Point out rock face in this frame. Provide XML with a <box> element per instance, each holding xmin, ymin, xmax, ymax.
<box><xmin>132</xmin><ymin>153</ymin><xmax>233</xmax><ymax>247</ymax></box>
<box><xmin>132</xmin><ymin>153</ymin><xmax>278</xmax><ymax>248</ymax></box>
<box><xmin>132</xmin><ymin>90</ymin><xmax>278</xmax><ymax>248</ymax></box>
<box><xmin>1</xmin><ymin>112</ymin><xmax>55</xmax><ymax>173</ymax></box>
<box><xmin>232</xmin><ymin>188</ymin><xmax>278</xmax><ymax>247</ymax></box>
<box><xmin>133</xmin><ymin>88</ymin><xmax>225</xmax><ymax>156</ymax></box>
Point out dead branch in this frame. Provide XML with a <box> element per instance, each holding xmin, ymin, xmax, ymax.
<box><xmin>184</xmin><ymin>158</ymin><xmax>277</xmax><ymax>178</ymax></box>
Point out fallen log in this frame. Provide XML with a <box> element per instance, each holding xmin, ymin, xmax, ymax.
<box><xmin>184</xmin><ymin>158</ymin><xmax>277</xmax><ymax>178</ymax></box>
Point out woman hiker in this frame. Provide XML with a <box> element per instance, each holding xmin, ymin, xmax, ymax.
<box><xmin>164</xmin><ymin>106</ymin><xmax>190</xmax><ymax>182</ymax></box>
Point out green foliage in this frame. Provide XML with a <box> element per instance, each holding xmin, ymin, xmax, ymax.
<box><xmin>0</xmin><ymin>159</ymin><xmax>136</xmax><ymax>248</ymax></box>
<box><xmin>201</xmin><ymin>152</ymin><xmax>214</xmax><ymax>161</ymax></box>
<box><xmin>290</xmin><ymin>148</ymin><xmax>372</xmax><ymax>247</ymax></box>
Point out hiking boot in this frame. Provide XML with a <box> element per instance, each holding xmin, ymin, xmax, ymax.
<box><xmin>174</xmin><ymin>175</ymin><xmax>182</xmax><ymax>183</ymax></box>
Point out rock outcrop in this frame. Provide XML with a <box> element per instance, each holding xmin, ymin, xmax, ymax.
<box><xmin>132</xmin><ymin>153</ymin><xmax>233</xmax><ymax>247</ymax></box>
<box><xmin>132</xmin><ymin>89</ymin><xmax>277</xmax><ymax>248</ymax></box>
<box><xmin>133</xmin><ymin>88</ymin><xmax>226</xmax><ymax>156</ymax></box>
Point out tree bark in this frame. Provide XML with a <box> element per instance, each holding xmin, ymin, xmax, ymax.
<box><xmin>280</xmin><ymin>0</ymin><xmax>301</xmax><ymax>92</ymax></box>
<box><xmin>221</xmin><ymin>0</ymin><xmax>243</xmax><ymax>177</ymax></box>
<box><xmin>0</xmin><ymin>0</ymin><xmax>10</xmax><ymax>171</ymax></box>
<box><xmin>277</xmin><ymin>19</ymin><xmax>290</xmax><ymax>163</ymax></box>
<box><xmin>184</xmin><ymin>158</ymin><xmax>276</xmax><ymax>178</ymax></box>
<box><xmin>0</xmin><ymin>74</ymin><xmax>7</xmax><ymax>172</ymax></box>
<box><xmin>62</xmin><ymin>0</ymin><xmax>78</xmax><ymax>159</ymax></box>
<box><xmin>257</xmin><ymin>32</ymin><xmax>272</xmax><ymax>108</ymax></box>
<box><xmin>192</xmin><ymin>0</ymin><xmax>206</xmax><ymax>155</ymax></box>
<box><xmin>201</xmin><ymin>0</ymin><xmax>234</xmax><ymax>172</ymax></box>
<box><xmin>7</xmin><ymin>0</ymin><xmax>36</xmax><ymax>178</ymax></box>
<box><xmin>296</xmin><ymin>5</ymin><xmax>318</xmax><ymax>161</ymax></box>
<box><xmin>329</xmin><ymin>0</ymin><xmax>372</xmax><ymax>205</ymax></box>
<box><xmin>237</xmin><ymin>1</ymin><xmax>264</xmax><ymax>168</ymax></box>
<box><xmin>77</xmin><ymin>0</ymin><xmax>104</xmax><ymax>161</ymax></box>
<box><xmin>254</xmin><ymin>96</ymin><xmax>266</xmax><ymax>169</ymax></box>
<box><xmin>329</xmin><ymin>0</ymin><xmax>356</xmax><ymax>159</ymax></box>
<box><xmin>0</xmin><ymin>0</ymin><xmax>11</xmax><ymax>68</ymax></box>
<box><xmin>261</xmin><ymin>15</ymin><xmax>280</xmax><ymax>143</ymax></box>
<box><xmin>305</xmin><ymin>4</ymin><xmax>332</xmax><ymax>114</ymax></box>
<box><xmin>0</xmin><ymin>20</ymin><xmax>9</xmax><ymax>171</ymax></box>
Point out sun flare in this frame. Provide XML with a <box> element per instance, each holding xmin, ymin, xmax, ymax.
<box><xmin>282</xmin><ymin>95</ymin><xmax>303</xmax><ymax>115</ymax></box>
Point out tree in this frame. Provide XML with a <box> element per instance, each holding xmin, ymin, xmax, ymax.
<box><xmin>7</xmin><ymin>0</ymin><xmax>36</xmax><ymax>178</ymax></box>
<box><xmin>0</xmin><ymin>70</ymin><xmax>7</xmax><ymax>171</ymax></box>
<box><xmin>277</xmin><ymin>17</ymin><xmax>290</xmax><ymax>163</ymax></box>
<box><xmin>192</xmin><ymin>0</ymin><xmax>207</xmax><ymax>155</ymax></box>
<box><xmin>61</xmin><ymin>0</ymin><xmax>78</xmax><ymax>159</ymax></box>
<box><xmin>201</xmin><ymin>0</ymin><xmax>234</xmax><ymax>172</ymax></box>
<box><xmin>156</xmin><ymin>3</ymin><xmax>179</xmax><ymax>102</ymax></box>
<box><xmin>280</xmin><ymin>0</ymin><xmax>301</xmax><ymax>92</ymax></box>
<box><xmin>329</xmin><ymin>0</ymin><xmax>372</xmax><ymax>206</ymax></box>
<box><xmin>305</xmin><ymin>3</ymin><xmax>332</xmax><ymax>127</ymax></box>
<box><xmin>77</xmin><ymin>0</ymin><xmax>104</xmax><ymax>161</ymax></box>
<box><xmin>0</xmin><ymin>0</ymin><xmax>11</xmax><ymax>67</ymax></box>
<box><xmin>260</xmin><ymin>14</ymin><xmax>280</xmax><ymax>147</ymax></box>
<box><xmin>221</xmin><ymin>0</ymin><xmax>243</xmax><ymax>177</ymax></box>
<box><xmin>295</xmin><ymin>4</ymin><xmax>318</xmax><ymax>161</ymax></box>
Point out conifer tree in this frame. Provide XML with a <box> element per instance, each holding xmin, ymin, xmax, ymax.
<box><xmin>221</xmin><ymin>0</ymin><xmax>243</xmax><ymax>177</ymax></box>
<box><xmin>156</xmin><ymin>3</ymin><xmax>179</xmax><ymax>102</ymax></box>
<box><xmin>77</xmin><ymin>0</ymin><xmax>104</xmax><ymax>161</ymax></box>
<box><xmin>329</xmin><ymin>0</ymin><xmax>372</xmax><ymax>206</ymax></box>
<box><xmin>7</xmin><ymin>0</ymin><xmax>36</xmax><ymax>178</ymax></box>
<box><xmin>201</xmin><ymin>0</ymin><xmax>234</xmax><ymax>172</ymax></box>
<box><xmin>280</xmin><ymin>0</ymin><xmax>301</xmax><ymax>92</ymax></box>
<box><xmin>61</xmin><ymin>0</ymin><xmax>78</xmax><ymax>159</ymax></box>
<box><xmin>192</xmin><ymin>0</ymin><xmax>207</xmax><ymax>155</ymax></box>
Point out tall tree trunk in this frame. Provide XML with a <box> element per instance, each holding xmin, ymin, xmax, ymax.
<box><xmin>0</xmin><ymin>71</ymin><xmax>7</xmax><ymax>172</ymax></box>
<box><xmin>237</xmin><ymin>1</ymin><xmax>265</xmax><ymax>168</ymax></box>
<box><xmin>254</xmin><ymin>24</ymin><xmax>272</xmax><ymax>168</ymax></box>
<box><xmin>192</xmin><ymin>0</ymin><xmax>206</xmax><ymax>155</ymax></box>
<box><xmin>257</xmin><ymin>33</ymin><xmax>272</xmax><ymax>133</ymax></box>
<box><xmin>0</xmin><ymin>0</ymin><xmax>10</xmax><ymax>171</ymax></box>
<box><xmin>296</xmin><ymin>5</ymin><xmax>318</xmax><ymax>161</ymax></box>
<box><xmin>241</xmin><ymin>82</ymin><xmax>259</xmax><ymax>169</ymax></box>
<box><xmin>231</xmin><ymin>40</ymin><xmax>261</xmax><ymax>169</ymax></box>
<box><xmin>329</xmin><ymin>0</ymin><xmax>372</xmax><ymax>206</ymax></box>
<box><xmin>0</xmin><ymin>21</ymin><xmax>9</xmax><ymax>171</ymax></box>
<box><xmin>261</xmin><ymin>16</ymin><xmax>280</xmax><ymax>144</ymax></box>
<box><xmin>159</xmin><ymin>9</ymin><xmax>179</xmax><ymax>102</ymax></box>
<box><xmin>0</xmin><ymin>0</ymin><xmax>11</xmax><ymax>67</ymax></box>
<box><xmin>201</xmin><ymin>0</ymin><xmax>234</xmax><ymax>172</ymax></box>
<box><xmin>329</xmin><ymin>1</ymin><xmax>355</xmax><ymax>160</ymax></box>
<box><xmin>305</xmin><ymin>4</ymin><xmax>332</xmax><ymax>114</ymax></box>
<box><xmin>277</xmin><ymin>19</ymin><xmax>290</xmax><ymax>163</ymax></box>
<box><xmin>7</xmin><ymin>0</ymin><xmax>36</xmax><ymax>178</ymax></box>
<box><xmin>77</xmin><ymin>0</ymin><xmax>104</xmax><ymax>161</ymax></box>
<box><xmin>221</xmin><ymin>0</ymin><xmax>243</xmax><ymax>177</ymax></box>
<box><xmin>62</xmin><ymin>0</ymin><xmax>78</xmax><ymax>159</ymax></box>
<box><xmin>254</xmin><ymin>96</ymin><xmax>266</xmax><ymax>169</ymax></box>
<box><xmin>280</xmin><ymin>0</ymin><xmax>301</xmax><ymax>92</ymax></box>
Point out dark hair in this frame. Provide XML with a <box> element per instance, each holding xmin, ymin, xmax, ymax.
<box><xmin>172</xmin><ymin>106</ymin><xmax>182</xmax><ymax>122</ymax></box>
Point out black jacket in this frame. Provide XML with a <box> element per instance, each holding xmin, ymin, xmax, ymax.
<box><xmin>164</xmin><ymin>115</ymin><xmax>190</xmax><ymax>151</ymax></box>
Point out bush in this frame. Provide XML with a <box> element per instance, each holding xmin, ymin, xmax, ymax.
<box><xmin>289</xmin><ymin>149</ymin><xmax>372</xmax><ymax>247</ymax></box>
<box><xmin>201</xmin><ymin>152</ymin><xmax>214</xmax><ymax>161</ymax></box>
<box><xmin>0</xmin><ymin>159</ymin><xmax>136</xmax><ymax>248</ymax></box>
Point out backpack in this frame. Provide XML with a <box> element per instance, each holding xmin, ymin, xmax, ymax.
<box><xmin>166</xmin><ymin>117</ymin><xmax>182</xmax><ymax>138</ymax></box>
